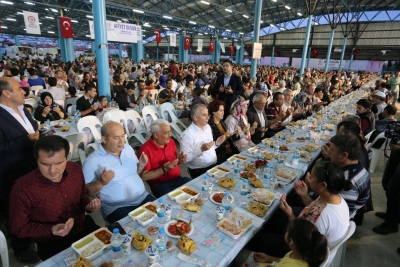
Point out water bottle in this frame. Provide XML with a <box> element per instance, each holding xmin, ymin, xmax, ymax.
<box><xmin>234</xmin><ymin>168</ymin><xmax>241</xmax><ymax>179</ymax></box>
<box><xmin>222</xmin><ymin>192</ymin><xmax>231</xmax><ymax>212</ymax></box>
<box><xmin>116</xmin><ymin>102</ymin><xmax>119</xmax><ymax>110</ymax></box>
<box><xmin>241</xmin><ymin>180</ymin><xmax>249</xmax><ymax>195</ymax></box>
<box><xmin>278</xmin><ymin>151</ymin><xmax>285</xmax><ymax>164</ymax></box>
<box><xmin>111</xmin><ymin>228</ymin><xmax>123</xmax><ymax>265</ymax></box>
<box><xmin>274</xmin><ymin>138</ymin><xmax>280</xmax><ymax>153</ymax></box>
<box><xmin>306</xmin><ymin>130</ymin><xmax>311</xmax><ymax>143</ymax></box>
<box><xmin>165</xmin><ymin>204</ymin><xmax>172</xmax><ymax>222</ymax></box>
<box><xmin>45</xmin><ymin>119</ymin><xmax>51</xmax><ymax>130</ymax></box>
<box><xmin>155</xmin><ymin>227</ymin><xmax>167</xmax><ymax>262</ymax></box>
<box><xmin>201</xmin><ymin>175</ymin><xmax>209</xmax><ymax>201</ymax></box>
<box><xmin>316</xmin><ymin>123</ymin><xmax>321</xmax><ymax>133</ymax></box>
<box><xmin>292</xmin><ymin>147</ymin><xmax>300</xmax><ymax>166</ymax></box>
<box><xmin>157</xmin><ymin>198</ymin><xmax>166</xmax><ymax>227</ymax></box>
<box><xmin>264</xmin><ymin>164</ymin><xmax>273</xmax><ymax>179</ymax></box>
<box><xmin>235</xmin><ymin>159</ymin><xmax>241</xmax><ymax>169</ymax></box>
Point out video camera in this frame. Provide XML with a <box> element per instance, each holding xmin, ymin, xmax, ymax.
<box><xmin>385</xmin><ymin>120</ymin><xmax>400</xmax><ymax>145</ymax></box>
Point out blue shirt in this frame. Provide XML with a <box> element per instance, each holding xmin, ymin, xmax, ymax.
<box><xmin>83</xmin><ymin>144</ymin><xmax>148</xmax><ymax>217</ymax></box>
<box><xmin>224</xmin><ymin>74</ymin><xmax>232</xmax><ymax>87</ymax></box>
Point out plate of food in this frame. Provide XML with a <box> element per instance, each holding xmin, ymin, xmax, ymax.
<box><xmin>325</xmin><ymin>124</ymin><xmax>335</xmax><ymax>131</ymax></box>
<box><xmin>165</xmin><ymin>219</ymin><xmax>193</xmax><ymax>238</ymax></box>
<box><xmin>92</xmin><ymin>228</ymin><xmax>113</xmax><ymax>249</ymax></box>
<box><xmin>253</xmin><ymin>189</ymin><xmax>276</xmax><ymax>206</ymax></box>
<box><xmin>248</xmin><ymin>177</ymin><xmax>264</xmax><ymax>188</ymax></box>
<box><xmin>72</xmin><ymin>236</ymin><xmax>105</xmax><ymax>261</ymax></box>
<box><xmin>218</xmin><ymin>177</ymin><xmax>236</xmax><ymax>190</ymax></box>
<box><xmin>275</xmin><ymin>169</ymin><xmax>297</xmax><ymax>182</ymax></box>
<box><xmin>261</xmin><ymin>138</ymin><xmax>273</xmax><ymax>144</ymax></box>
<box><xmin>180</xmin><ymin>186</ymin><xmax>199</xmax><ymax>199</ymax></box>
<box><xmin>60</xmin><ymin>126</ymin><xmax>70</xmax><ymax>132</ymax></box>
<box><xmin>247</xmin><ymin>146</ymin><xmax>259</xmax><ymax>155</ymax></box>
<box><xmin>302</xmin><ymin>143</ymin><xmax>320</xmax><ymax>151</ymax></box>
<box><xmin>243</xmin><ymin>163</ymin><xmax>256</xmax><ymax>172</ymax></box>
<box><xmin>216</xmin><ymin>210</ymin><xmax>253</xmax><ymax>239</ymax></box>
<box><xmin>177</xmin><ymin>235</ymin><xmax>196</xmax><ymax>255</ymax></box>
<box><xmin>240</xmin><ymin>171</ymin><xmax>258</xmax><ymax>180</ymax></box>
<box><xmin>210</xmin><ymin>192</ymin><xmax>234</xmax><ymax>205</ymax></box>
<box><xmin>227</xmin><ymin>154</ymin><xmax>248</xmax><ymax>165</ymax></box>
<box><xmin>182</xmin><ymin>202</ymin><xmax>201</xmax><ymax>212</ymax></box>
<box><xmin>207</xmin><ymin>165</ymin><xmax>231</xmax><ymax>178</ymax></box>
<box><xmin>132</xmin><ymin>231</ymin><xmax>153</xmax><ymax>253</ymax></box>
<box><xmin>320</xmin><ymin>134</ymin><xmax>332</xmax><ymax>142</ymax></box>
<box><xmin>142</xmin><ymin>202</ymin><xmax>157</xmax><ymax>214</ymax></box>
<box><xmin>129</xmin><ymin>207</ymin><xmax>157</xmax><ymax>226</ymax></box>
<box><xmin>247</xmin><ymin>200</ymin><xmax>269</xmax><ymax>217</ymax></box>
<box><xmin>264</xmin><ymin>152</ymin><xmax>274</xmax><ymax>160</ymax></box>
<box><xmin>278</xmin><ymin>145</ymin><xmax>291</xmax><ymax>152</ymax></box>
<box><xmin>299</xmin><ymin>151</ymin><xmax>312</xmax><ymax>162</ymax></box>
<box><xmin>296</xmin><ymin>137</ymin><xmax>306</xmax><ymax>142</ymax></box>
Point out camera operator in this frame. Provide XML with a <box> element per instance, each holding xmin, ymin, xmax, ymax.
<box><xmin>372</xmin><ymin>121</ymin><xmax>400</xmax><ymax>235</ymax></box>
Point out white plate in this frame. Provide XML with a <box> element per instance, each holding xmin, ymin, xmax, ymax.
<box><xmin>164</xmin><ymin>220</ymin><xmax>194</xmax><ymax>238</ymax></box>
<box><xmin>210</xmin><ymin>192</ymin><xmax>234</xmax><ymax>205</ymax></box>
<box><xmin>239</xmin><ymin>171</ymin><xmax>259</xmax><ymax>180</ymax></box>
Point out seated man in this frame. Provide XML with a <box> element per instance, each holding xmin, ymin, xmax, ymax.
<box><xmin>356</xmin><ymin>98</ymin><xmax>375</xmax><ymax>136</ymax></box>
<box><xmin>247</xmin><ymin>93</ymin><xmax>277</xmax><ymax>142</ymax></box>
<box><xmin>180</xmin><ymin>104</ymin><xmax>226</xmax><ymax>178</ymax></box>
<box><xmin>47</xmin><ymin>77</ymin><xmax>66</xmax><ymax>101</ymax></box>
<box><xmin>375</xmin><ymin>105</ymin><xmax>397</xmax><ymax>132</ymax></box>
<box><xmin>10</xmin><ymin>136</ymin><xmax>101</xmax><ymax>261</ymax></box>
<box><xmin>159</xmin><ymin>78</ymin><xmax>176</xmax><ymax>104</ymax></box>
<box><xmin>83</xmin><ymin>121</ymin><xmax>155</xmax><ymax>223</ymax></box>
<box><xmin>265</xmin><ymin>92</ymin><xmax>291</xmax><ymax>127</ymax></box>
<box><xmin>115</xmin><ymin>82</ymin><xmax>136</xmax><ymax>110</ymax></box>
<box><xmin>76</xmin><ymin>83</ymin><xmax>98</xmax><ymax>117</ymax></box>
<box><xmin>139</xmin><ymin>119</ymin><xmax>191</xmax><ymax>197</ymax></box>
<box><xmin>371</xmin><ymin>91</ymin><xmax>387</xmax><ymax>119</ymax></box>
<box><xmin>322</xmin><ymin>134</ymin><xmax>371</xmax><ymax>215</ymax></box>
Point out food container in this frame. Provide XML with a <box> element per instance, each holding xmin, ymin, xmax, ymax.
<box><xmin>168</xmin><ymin>189</ymin><xmax>183</xmax><ymax>200</ymax></box>
<box><xmin>246</xmin><ymin>200</ymin><xmax>269</xmax><ymax>217</ymax></box>
<box><xmin>129</xmin><ymin>208</ymin><xmax>157</xmax><ymax>226</ymax></box>
<box><xmin>227</xmin><ymin>154</ymin><xmax>248</xmax><ymax>165</ymax></box>
<box><xmin>247</xmin><ymin>146</ymin><xmax>259</xmax><ymax>155</ymax></box>
<box><xmin>146</xmin><ymin>245</ymin><xmax>159</xmax><ymax>265</ymax></box>
<box><xmin>92</xmin><ymin>227</ymin><xmax>113</xmax><ymax>249</ymax></box>
<box><xmin>122</xmin><ymin>235</ymin><xmax>132</xmax><ymax>255</ymax></box>
<box><xmin>168</xmin><ymin>189</ymin><xmax>193</xmax><ymax>204</ymax></box>
<box><xmin>207</xmin><ymin>165</ymin><xmax>231</xmax><ymax>178</ymax></box>
<box><xmin>71</xmin><ymin>237</ymin><xmax>105</xmax><ymax>261</ymax></box>
<box><xmin>274</xmin><ymin>169</ymin><xmax>298</xmax><ymax>182</ymax></box>
<box><xmin>216</xmin><ymin>210</ymin><xmax>253</xmax><ymax>239</ymax></box>
<box><xmin>142</xmin><ymin>202</ymin><xmax>157</xmax><ymax>213</ymax></box>
<box><xmin>253</xmin><ymin>188</ymin><xmax>276</xmax><ymax>207</ymax></box>
<box><xmin>179</xmin><ymin>186</ymin><xmax>199</xmax><ymax>199</ymax></box>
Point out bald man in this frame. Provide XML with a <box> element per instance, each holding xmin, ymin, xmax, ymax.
<box><xmin>83</xmin><ymin>121</ymin><xmax>156</xmax><ymax>223</ymax></box>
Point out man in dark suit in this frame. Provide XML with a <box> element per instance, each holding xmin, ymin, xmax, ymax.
<box><xmin>0</xmin><ymin>78</ymin><xmax>40</xmax><ymax>263</ymax></box>
<box><xmin>115</xmin><ymin>84</ymin><xmax>136</xmax><ymax>111</ymax></box>
<box><xmin>211</xmin><ymin>60</ymin><xmax>244</xmax><ymax>118</ymax></box>
<box><xmin>246</xmin><ymin>93</ymin><xmax>277</xmax><ymax>144</ymax></box>
<box><xmin>76</xmin><ymin>83</ymin><xmax>98</xmax><ymax>117</ymax></box>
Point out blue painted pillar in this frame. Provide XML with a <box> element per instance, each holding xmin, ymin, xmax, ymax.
<box><xmin>239</xmin><ymin>43</ymin><xmax>244</xmax><ymax>64</ymax></box>
<box><xmin>236</xmin><ymin>45</ymin><xmax>240</xmax><ymax>63</ymax></box>
<box><xmin>156</xmin><ymin>43</ymin><xmax>159</xmax><ymax>61</ymax></box>
<box><xmin>119</xmin><ymin>44</ymin><xmax>123</xmax><ymax>59</ymax></box>
<box><xmin>14</xmin><ymin>36</ymin><xmax>20</xmax><ymax>46</ymax></box>
<box><xmin>306</xmin><ymin>46</ymin><xmax>311</xmax><ymax>68</ymax></box>
<box><xmin>324</xmin><ymin>28</ymin><xmax>335</xmax><ymax>72</ymax></box>
<box><xmin>178</xmin><ymin>36</ymin><xmax>183</xmax><ymax>62</ymax></box>
<box><xmin>339</xmin><ymin>36</ymin><xmax>347</xmax><ymax>71</ymax></box>
<box><xmin>93</xmin><ymin>0</ymin><xmax>111</xmax><ymax>100</ymax></box>
<box><xmin>349</xmin><ymin>48</ymin><xmax>355</xmax><ymax>71</ymax></box>
<box><xmin>57</xmin><ymin>20</ymin><xmax>67</xmax><ymax>62</ymax></box>
<box><xmin>136</xmin><ymin>28</ymin><xmax>144</xmax><ymax>62</ymax></box>
<box><xmin>167</xmin><ymin>40</ymin><xmax>170</xmax><ymax>61</ymax></box>
<box><xmin>190</xmin><ymin>48</ymin><xmax>192</xmax><ymax>62</ymax></box>
<box><xmin>92</xmin><ymin>41</ymin><xmax>95</xmax><ymax>53</ymax></box>
<box><xmin>211</xmin><ymin>40</ymin><xmax>216</xmax><ymax>63</ymax></box>
<box><xmin>299</xmin><ymin>15</ymin><xmax>313</xmax><ymax>80</ymax></box>
<box><xmin>64</xmin><ymin>38</ymin><xmax>75</xmax><ymax>62</ymax></box>
<box><xmin>131</xmin><ymin>43</ymin><xmax>136</xmax><ymax>61</ymax></box>
<box><xmin>270</xmin><ymin>46</ymin><xmax>275</xmax><ymax>66</ymax></box>
<box><xmin>250</xmin><ymin>0</ymin><xmax>262</xmax><ymax>79</ymax></box>
<box><xmin>215</xmin><ymin>40</ymin><xmax>221</xmax><ymax>64</ymax></box>
<box><xmin>183</xmin><ymin>41</ymin><xmax>188</xmax><ymax>64</ymax></box>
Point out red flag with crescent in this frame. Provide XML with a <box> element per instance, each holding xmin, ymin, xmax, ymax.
<box><xmin>59</xmin><ymin>17</ymin><xmax>73</xmax><ymax>38</ymax></box>
<box><xmin>229</xmin><ymin>44</ymin><xmax>234</xmax><ymax>54</ymax></box>
<box><xmin>209</xmin><ymin>41</ymin><xmax>214</xmax><ymax>52</ymax></box>
<box><xmin>154</xmin><ymin>29</ymin><xmax>161</xmax><ymax>43</ymax></box>
<box><xmin>184</xmin><ymin>36</ymin><xmax>190</xmax><ymax>50</ymax></box>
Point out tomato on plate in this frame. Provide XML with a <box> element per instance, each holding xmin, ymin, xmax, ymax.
<box><xmin>167</xmin><ymin>221</ymin><xmax>190</xmax><ymax>236</ymax></box>
<box><xmin>167</xmin><ymin>224</ymin><xmax>179</xmax><ymax>235</ymax></box>
<box><xmin>212</xmin><ymin>193</ymin><xmax>224</xmax><ymax>203</ymax></box>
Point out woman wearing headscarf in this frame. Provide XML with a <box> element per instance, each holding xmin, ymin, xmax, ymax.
<box><xmin>69</xmin><ymin>75</ymin><xmax>82</xmax><ymax>91</ymax></box>
<box><xmin>34</xmin><ymin>92</ymin><xmax>68</xmax><ymax>123</ymax></box>
<box><xmin>292</xmin><ymin>91</ymin><xmax>310</xmax><ymax>120</ymax></box>
<box><xmin>225</xmin><ymin>97</ymin><xmax>257</xmax><ymax>151</ymax></box>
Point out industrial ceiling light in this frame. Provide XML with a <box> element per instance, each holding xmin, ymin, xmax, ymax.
<box><xmin>6</xmin><ymin>18</ymin><xmax>16</xmax><ymax>21</ymax></box>
<box><xmin>132</xmin><ymin>9</ymin><xmax>144</xmax><ymax>13</ymax></box>
<box><xmin>163</xmin><ymin>15</ymin><xmax>172</xmax><ymax>19</ymax></box>
<box><xmin>189</xmin><ymin>21</ymin><xmax>196</xmax><ymax>24</ymax></box>
<box><xmin>209</xmin><ymin>25</ymin><xmax>215</xmax><ymax>28</ymax></box>
<box><xmin>297</xmin><ymin>12</ymin><xmax>302</xmax><ymax>16</ymax></box>
<box><xmin>0</xmin><ymin>1</ymin><xmax>13</xmax><ymax>5</ymax></box>
<box><xmin>201</xmin><ymin>1</ymin><xmax>210</xmax><ymax>5</ymax></box>
<box><xmin>226</xmin><ymin>29</ymin><xmax>231</xmax><ymax>32</ymax></box>
<box><xmin>285</xmin><ymin>6</ymin><xmax>290</xmax><ymax>9</ymax></box>
<box><xmin>24</xmin><ymin>1</ymin><xmax>35</xmax><ymax>5</ymax></box>
<box><xmin>225</xmin><ymin>9</ymin><xmax>232</xmax><ymax>12</ymax></box>
<box><xmin>243</xmin><ymin>15</ymin><xmax>249</xmax><ymax>18</ymax></box>
<box><xmin>86</xmin><ymin>15</ymin><xmax>93</xmax><ymax>18</ymax></box>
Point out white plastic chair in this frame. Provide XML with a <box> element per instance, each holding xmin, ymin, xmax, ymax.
<box><xmin>364</xmin><ymin>129</ymin><xmax>375</xmax><ymax>144</ymax></box>
<box><xmin>159</xmin><ymin>102</ymin><xmax>187</xmax><ymax>139</ymax></box>
<box><xmin>319</xmin><ymin>248</ymin><xmax>330</xmax><ymax>267</ymax></box>
<box><xmin>65</xmin><ymin>133</ymin><xmax>88</xmax><ymax>164</ymax></box>
<box><xmin>31</xmin><ymin>85</ymin><xmax>43</xmax><ymax>92</ymax></box>
<box><xmin>77</xmin><ymin>116</ymin><xmax>103</xmax><ymax>152</ymax></box>
<box><xmin>365</xmin><ymin>132</ymin><xmax>390</xmax><ymax>173</ymax></box>
<box><xmin>0</xmin><ymin>230</ymin><xmax>9</xmax><ymax>267</ymax></box>
<box><xmin>67</xmin><ymin>105</ymin><xmax>77</xmax><ymax>116</ymax></box>
<box><xmin>66</xmin><ymin>97</ymin><xmax>78</xmax><ymax>108</ymax></box>
<box><xmin>125</xmin><ymin>110</ymin><xmax>151</xmax><ymax>145</ymax></box>
<box><xmin>148</xmin><ymin>89</ymin><xmax>159</xmax><ymax>101</ymax></box>
<box><xmin>177</xmin><ymin>86</ymin><xmax>185</xmax><ymax>94</ymax></box>
<box><xmin>24</xmin><ymin>98</ymin><xmax>38</xmax><ymax>109</ymax></box>
<box><xmin>142</xmin><ymin>105</ymin><xmax>161</xmax><ymax>131</ymax></box>
<box><xmin>329</xmin><ymin>221</ymin><xmax>356</xmax><ymax>267</ymax></box>
<box><xmin>54</xmin><ymin>99</ymin><xmax>65</xmax><ymax>108</ymax></box>
<box><xmin>102</xmin><ymin>110</ymin><xmax>130</xmax><ymax>143</ymax></box>
<box><xmin>203</xmin><ymin>84</ymin><xmax>210</xmax><ymax>89</ymax></box>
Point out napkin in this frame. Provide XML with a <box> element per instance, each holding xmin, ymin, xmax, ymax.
<box><xmin>178</xmin><ymin>252</ymin><xmax>213</xmax><ymax>267</ymax></box>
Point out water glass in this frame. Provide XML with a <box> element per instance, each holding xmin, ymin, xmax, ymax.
<box><xmin>270</xmin><ymin>178</ymin><xmax>277</xmax><ymax>191</ymax></box>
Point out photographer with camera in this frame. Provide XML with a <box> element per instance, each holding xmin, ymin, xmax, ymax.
<box><xmin>372</xmin><ymin>121</ymin><xmax>400</xmax><ymax>235</ymax></box>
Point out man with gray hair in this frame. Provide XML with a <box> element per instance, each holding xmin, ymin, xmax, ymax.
<box><xmin>138</xmin><ymin>119</ymin><xmax>191</xmax><ymax>197</ymax></box>
<box><xmin>180</xmin><ymin>104</ymin><xmax>226</xmax><ymax>178</ymax></box>
<box><xmin>83</xmin><ymin>121</ymin><xmax>155</xmax><ymax>223</ymax></box>
<box><xmin>275</xmin><ymin>80</ymin><xmax>287</xmax><ymax>93</ymax></box>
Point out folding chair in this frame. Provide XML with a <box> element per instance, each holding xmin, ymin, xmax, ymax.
<box><xmin>77</xmin><ymin>116</ymin><xmax>103</xmax><ymax>152</ymax></box>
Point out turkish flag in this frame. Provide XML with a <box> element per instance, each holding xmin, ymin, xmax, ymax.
<box><xmin>209</xmin><ymin>41</ymin><xmax>215</xmax><ymax>52</ymax></box>
<box><xmin>184</xmin><ymin>36</ymin><xmax>190</xmax><ymax>50</ymax></box>
<box><xmin>229</xmin><ymin>44</ymin><xmax>234</xmax><ymax>54</ymax></box>
<box><xmin>59</xmin><ymin>17</ymin><xmax>74</xmax><ymax>38</ymax></box>
<box><xmin>353</xmin><ymin>49</ymin><xmax>360</xmax><ymax>55</ymax></box>
<box><xmin>154</xmin><ymin>29</ymin><xmax>161</xmax><ymax>43</ymax></box>
<box><xmin>274</xmin><ymin>47</ymin><xmax>279</xmax><ymax>53</ymax></box>
<box><xmin>311</xmin><ymin>49</ymin><xmax>319</xmax><ymax>57</ymax></box>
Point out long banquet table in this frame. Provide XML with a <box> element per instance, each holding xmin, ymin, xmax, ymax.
<box><xmin>36</xmin><ymin>83</ymin><xmax>374</xmax><ymax>267</ymax></box>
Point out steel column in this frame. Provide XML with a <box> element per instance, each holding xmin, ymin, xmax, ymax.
<box><xmin>339</xmin><ymin>36</ymin><xmax>347</xmax><ymax>71</ymax></box>
<box><xmin>92</xmin><ymin>41</ymin><xmax>96</xmax><ymax>53</ymax></box>
<box><xmin>14</xmin><ymin>36</ymin><xmax>20</xmax><ymax>46</ymax></box>
<box><xmin>215</xmin><ymin>40</ymin><xmax>221</xmax><ymax>64</ymax></box>
<box><xmin>324</xmin><ymin>29</ymin><xmax>335</xmax><ymax>72</ymax></box>
<box><xmin>349</xmin><ymin>48</ymin><xmax>355</xmax><ymax>71</ymax></box>
<box><xmin>250</xmin><ymin>0</ymin><xmax>262</xmax><ymax>79</ymax></box>
<box><xmin>270</xmin><ymin>46</ymin><xmax>275</xmax><ymax>66</ymax></box>
<box><xmin>239</xmin><ymin>42</ymin><xmax>244</xmax><ymax>64</ymax></box>
<box><xmin>306</xmin><ymin>46</ymin><xmax>311</xmax><ymax>68</ymax></box>
<box><xmin>64</xmin><ymin>38</ymin><xmax>74</xmax><ymax>62</ymax></box>
<box><xmin>299</xmin><ymin>15</ymin><xmax>313</xmax><ymax>80</ymax></box>
<box><xmin>119</xmin><ymin>43</ymin><xmax>123</xmax><ymax>59</ymax></box>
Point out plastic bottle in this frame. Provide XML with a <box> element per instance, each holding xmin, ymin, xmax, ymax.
<box><xmin>116</xmin><ymin>102</ymin><xmax>119</xmax><ymax>110</ymax></box>
<box><xmin>235</xmin><ymin>159</ymin><xmax>241</xmax><ymax>169</ymax></box>
<box><xmin>165</xmin><ymin>204</ymin><xmax>172</xmax><ymax>222</ymax></box>
<box><xmin>278</xmin><ymin>151</ymin><xmax>285</xmax><ymax>164</ymax></box>
<box><xmin>306</xmin><ymin>130</ymin><xmax>311</xmax><ymax>143</ymax></box>
<box><xmin>292</xmin><ymin>147</ymin><xmax>300</xmax><ymax>166</ymax></box>
<box><xmin>240</xmin><ymin>179</ymin><xmax>249</xmax><ymax>195</ymax></box>
<box><xmin>222</xmin><ymin>192</ymin><xmax>231</xmax><ymax>212</ymax></box>
<box><xmin>274</xmin><ymin>138</ymin><xmax>280</xmax><ymax>153</ymax></box>
<box><xmin>201</xmin><ymin>175</ymin><xmax>209</xmax><ymax>201</ymax></box>
<box><xmin>234</xmin><ymin>168</ymin><xmax>241</xmax><ymax>179</ymax></box>
<box><xmin>155</xmin><ymin>227</ymin><xmax>167</xmax><ymax>262</ymax></box>
<box><xmin>316</xmin><ymin>123</ymin><xmax>321</xmax><ymax>133</ymax></box>
<box><xmin>157</xmin><ymin>198</ymin><xmax>166</xmax><ymax>227</ymax></box>
<box><xmin>45</xmin><ymin>119</ymin><xmax>51</xmax><ymax>130</ymax></box>
<box><xmin>111</xmin><ymin>228</ymin><xmax>123</xmax><ymax>265</ymax></box>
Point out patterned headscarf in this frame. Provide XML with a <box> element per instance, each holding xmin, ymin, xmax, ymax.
<box><xmin>293</xmin><ymin>91</ymin><xmax>307</xmax><ymax>108</ymax></box>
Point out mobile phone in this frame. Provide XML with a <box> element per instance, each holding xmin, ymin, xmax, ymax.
<box><xmin>106</xmin><ymin>222</ymin><xmax>127</xmax><ymax>235</ymax></box>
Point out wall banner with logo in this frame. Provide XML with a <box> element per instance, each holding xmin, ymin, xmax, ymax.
<box><xmin>23</xmin><ymin>11</ymin><xmax>41</xmax><ymax>35</ymax></box>
<box><xmin>89</xmin><ymin>20</ymin><xmax>138</xmax><ymax>43</ymax></box>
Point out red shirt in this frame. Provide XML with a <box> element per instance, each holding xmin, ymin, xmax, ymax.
<box><xmin>138</xmin><ymin>138</ymin><xmax>180</xmax><ymax>186</ymax></box>
<box><xmin>168</xmin><ymin>64</ymin><xmax>179</xmax><ymax>78</ymax></box>
<box><xmin>9</xmin><ymin>162</ymin><xmax>91</xmax><ymax>243</ymax></box>
<box><xmin>265</xmin><ymin>102</ymin><xmax>281</xmax><ymax>120</ymax></box>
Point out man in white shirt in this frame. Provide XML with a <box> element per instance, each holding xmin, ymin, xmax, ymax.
<box><xmin>46</xmin><ymin>77</ymin><xmax>66</xmax><ymax>101</ymax></box>
<box><xmin>55</xmin><ymin>70</ymin><xmax>68</xmax><ymax>92</ymax></box>
<box><xmin>180</xmin><ymin>104</ymin><xmax>226</xmax><ymax>178</ymax></box>
<box><xmin>275</xmin><ymin>80</ymin><xmax>287</xmax><ymax>93</ymax></box>
<box><xmin>372</xmin><ymin>91</ymin><xmax>387</xmax><ymax>119</ymax></box>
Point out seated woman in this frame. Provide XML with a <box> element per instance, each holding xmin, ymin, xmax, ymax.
<box><xmin>34</xmin><ymin>92</ymin><xmax>68</xmax><ymax>123</ymax></box>
<box><xmin>225</xmin><ymin>97</ymin><xmax>257</xmax><ymax>151</ymax></box>
<box><xmin>208</xmin><ymin>100</ymin><xmax>239</xmax><ymax>164</ymax></box>
<box><xmin>238</xmin><ymin>218</ymin><xmax>327</xmax><ymax>267</ymax></box>
<box><xmin>69</xmin><ymin>75</ymin><xmax>82</xmax><ymax>92</ymax></box>
<box><xmin>247</xmin><ymin>161</ymin><xmax>350</xmax><ymax>263</ymax></box>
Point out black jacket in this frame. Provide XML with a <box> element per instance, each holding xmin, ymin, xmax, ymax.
<box><xmin>208</xmin><ymin>119</ymin><xmax>239</xmax><ymax>164</ymax></box>
<box><xmin>115</xmin><ymin>91</ymin><xmax>136</xmax><ymax>111</ymax></box>
<box><xmin>211</xmin><ymin>73</ymin><xmax>245</xmax><ymax>116</ymax></box>
<box><xmin>246</xmin><ymin>106</ymin><xmax>268</xmax><ymax>144</ymax></box>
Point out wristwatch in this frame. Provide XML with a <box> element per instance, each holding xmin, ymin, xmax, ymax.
<box><xmin>162</xmin><ymin>166</ymin><xmax>167</xmax><ymax>174</ymax></box>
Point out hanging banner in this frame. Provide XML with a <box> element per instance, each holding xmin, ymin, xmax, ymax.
<box><xmin>197</xmin><ymin>39</ymin><xmax>203</xmax><ymax>52</ymax></box>
<box><xmin>184</xmin><ymin>36</ymin><xmax>190</xmax><ymax>50</ymax></box>
<box><xmin>229</xmin><ymin>44</ymin><xmax>234</xmax><ymax>54</ymax></box>
<box><xmin>154</xmin><ymin>29</ymin><xmax>161</xmax><ymax>43</ymax></box>
<box><xmin>23</xmin><ymin>11</ymin><xmax>41</xmax><ymax>35</ymax></box>
<box><xmin>209</xmin><ymin>41</ymin><xmax>215</xmax><ymax>52</ymax></box>
<box><xmin>59</xmin><ymin>17</ymin><xmax>74</xmax><ymax>38</ymax></box>
<box><xmin>252</xmin><ymin>43</ymin><xmax>262</xmax><ymax>59</ymax></box>
<box><xmin>170</xmin><ymin>33</ymin><xmax>176</xmax><ymax>47</ymax></box>
<box><xmin>88</xmin><ymin>20</ymin><xmax>138</xmax><ymax>43</ymax></box>
<box><xmin>136</xmin><ymin>25</ymin><xmax>142</xmax><ymax>41</ymax></box>
<box><xmin>220</xmin><ymin>42</ymin><xmax>225</xmax><ymax>53</ymax></box>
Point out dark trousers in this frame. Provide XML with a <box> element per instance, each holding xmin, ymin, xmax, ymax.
<box><xmin>150</xmin><ymin>176</ymin><xmax>192</xmax><ymax>198</ymax></box>
<box><xmin>188</xmin><ymin>164</ymin><xmax>216</xmax><ymax>179</ymax></box>
<box><xmin>385</xmin><ymin>163</ymin><xmax>400</xmax><ymax>226</ymax></box>
<box><xmin>105</xmin><ymin>194</ymin><xmax>156</xmax><ymax>223</ymax></box>
<box><xmin>37</xmin><ymin>215</ymin><xmax>100</xmax><ymax>261</ymax></box>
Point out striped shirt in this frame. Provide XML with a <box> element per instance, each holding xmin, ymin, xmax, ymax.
<box><xmin>340</xmin><ymin>163</ymin><xmax>371</xmax><ymax>213</ymax></box>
